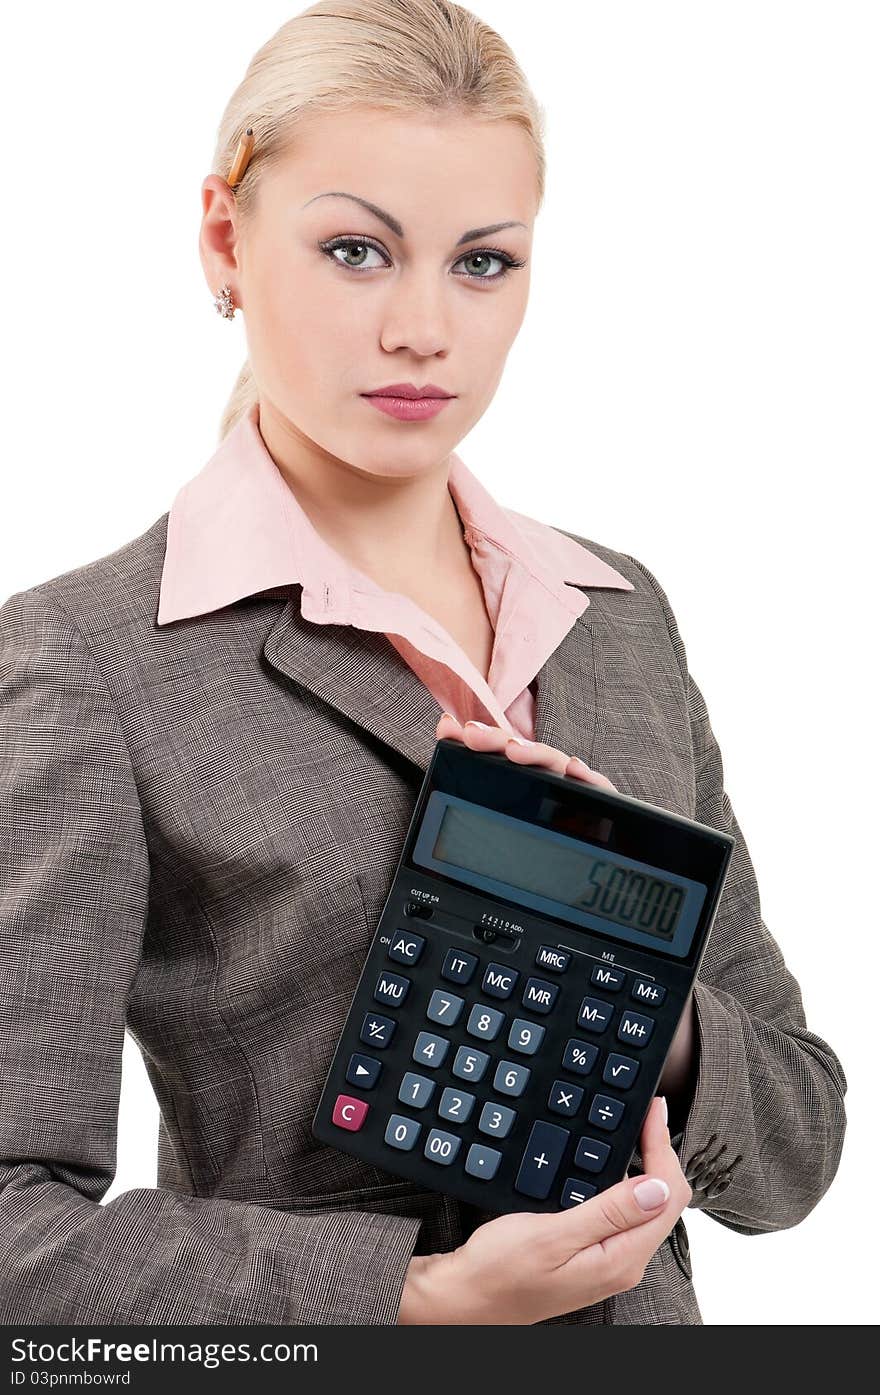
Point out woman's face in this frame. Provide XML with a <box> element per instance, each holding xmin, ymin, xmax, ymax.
<box><xmin>203</xmin><ymin>105</ymin><xmax>537</xmax><ymax>479</ymax></box>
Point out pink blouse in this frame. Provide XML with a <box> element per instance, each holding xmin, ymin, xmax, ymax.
<box><xmin>156</xmin><ymin>401</ymin><xmax>633</xmax><ymax>739</ymax></box>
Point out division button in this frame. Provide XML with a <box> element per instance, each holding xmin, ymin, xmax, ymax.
<box><xmin>588</xmin><ymin>1093</ymin><xmax>626</xmax><ymax>1131</ymax></box>
<box><xmin>514</xmin><ymin>1120</ymin><xmax>571</xmax><ymax>1200</ymax></box>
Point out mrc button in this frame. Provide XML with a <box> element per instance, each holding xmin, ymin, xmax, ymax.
<box><xmin>535</xmin><ymin>945</ymin><xmax>571</xmax><ymax>972</ymax></box>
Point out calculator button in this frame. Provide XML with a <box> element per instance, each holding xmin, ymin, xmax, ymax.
<box><xmin>345</xmin><ymin>1053</ymin><xmax>382</xmax><ymax>1089</ymax></box>
<box><xmin>385</xmin><ymin>1113</ymin><xmax>421</xmax><ymax>1151</ymax></box>
<box><xmin>494</xmin><ymin>1059</ymin><xmax>531</xmax><ymax>1097</ymax></box>
<box><xmin>577</xmin><ymin>996</ymin><xmax>614</xmax><ymax>1033</ymax></box>
<box><xmin>466</xmin><ymin>1002</ymin><xmax>506</xmax><ymax>1041</ymax></box>
<box><xmin>438</xmin><ymin>1086</ymin><xmax>476</xmax><ymax>1124</ymax></box>
<box><xmin>332</xmin><ymin>1094</ymin><xmax>370</xmax><ymax>1131</ymax></box>
<box><xmin>514</xmin><ymin>1120</ymin><xmax>570</xmax><ymax>1200</ymax></box>
<box><xmin>412</xmin><ymin>1031</ymin><xmax>450</xmax><ymax>1069</ymax></box>
<box><xmin>441</xmin><ymin>948</ymin><xmax>478</xmax><ymax>984</ymax></box>
<box><xmin>387</xmin><ymin>930</ymin><xmax>426</xmax><ymax>966</ymax></box>
<box><xmin>398</xmin><ymin>1072</ymin><xmax>437</xmax><ymax>1109</ymax></box>
<box><xmin>631</xmin><ymin>978</ymin><xmax>667</xmax><ymax>1008</ymax></box>
<box><xmin>536</xmin><ymin>945</ymin><xmax>571</xmax><ymax>973</ymax></box>
<box><xmin>482</xmin><ymin>963</ymin><xmax>520</xmax><ymax>998</ymax></box>
<box><xmin>508</xmin><ymin>1018</ymin><xmax>545</xmax><ymax>1055</ymax></box>
<box><xmin>589</xmin><ymin>1094</ymin><xmax>626</xmax><ymax>1131</ymax></box>
<box><xmin>617</xmin><ymin>1010</ymin><xmax>655</xmax><ymax>1048</ymax></box>
<box><xmin>374</xmin><ymin>970</ymin><xmax>411</xmax><ymax>1008</ymax></box>
<box><xmin>603</xmin><ymin>1054</ymin><xmax>640</xmax><ymax>1090</ymax></box>
<box><xmin>591</xmin><ymin>964</ymin><xmax>626</xmax><ymax>992</ymax></box>
<box><xmin>561</xmin><ymin>1038</ymin><xmax>599</xmax><ymax>1075</ymax></box>
<box><xmin>360</xmin><ymin>1012</ymin><xmax>397</xmax><ymax>1049</ymax></box>
<box><xmin>547</xmin><ymin>1079</ymin><xmax>585</xmax><ymax>1117</ymax></box>
<box><xmin>426</xmin><ymin>988</ymin><xmax>465</xmax><ymax>1026</ymax></box>
<box><xmin>478</xmin><ymin>1100</ymin><xmax>517</xmax><ymax>1138</ymax></box>
<box><xmin>465</xmin><ymin>1143</ymin><xmax>503</xmax><ymax>1181</ymax></box>
<box><xmin>453</xmin><ymin>1045</ymin><xmax>491</xmax><ymax>1082</ymax></box>
<box><xmin>522</xmin><ymin>977</ymin><xmax>559</xmax><ymax>1014</ymax></box>
<box><xmin>424</xmin><ymin>1128</ymin><xmax>462</xmax><ymax>1166</ymax></box>
<box><xmin>561</xmin><ymin>1177</ymin><xmax>598</xmax><ymax>1207</ymax></box>
<box><xmin>574</xmin><ymin>1136</ymin><xmax>611</xmax><ymax>1172</ymax></box>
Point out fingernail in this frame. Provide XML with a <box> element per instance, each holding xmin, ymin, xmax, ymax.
<box><xmin>507</xmin><ymin>735</ymin><xmax>531</xmax><ymax>746</ymax></box>
<box><xmin>439</xmin><ymin>712</ymin><xmax>460</xmax><ymax>723</ymax></box>
<box><xmin>570</xmin><ymin>756</ymin><xmax>592</xmax><ymax>772</ymax></box>
<box><xmin>660</xmin><ymin>1094</ymin><xmax>668</xmax><ymax>1125</ymax></box>
<box><xmin>465</xmin><ymin>720</ymin><xmax>491</xmax><ymax>729</ymax></box>
<box><xmin>634</xmin><ymin>1178</ymin><xmax>670</xmax><ymax>1210</ymax></box>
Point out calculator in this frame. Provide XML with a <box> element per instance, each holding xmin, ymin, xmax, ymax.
<box><xmin>311</xmin><ymin>737</ymin><xmax>735</xmax><ymax>1214</ymax></box>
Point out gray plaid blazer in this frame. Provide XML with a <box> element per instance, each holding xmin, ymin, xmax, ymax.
<box><xmin>0</xmin><ymin>512</ymin><xmax>847</xmax><ymax>1326</ymax></box>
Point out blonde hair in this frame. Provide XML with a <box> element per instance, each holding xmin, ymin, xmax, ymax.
<box><xmin>210</xmin><ymin>0</ymin><xmax>547</xmax><ymax>440</ymax></box>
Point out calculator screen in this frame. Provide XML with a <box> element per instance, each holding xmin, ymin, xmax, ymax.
<box><xmin>412</xmin><ymin>793</ymin><xmax>709</xmax><ymax>959</ymax></box>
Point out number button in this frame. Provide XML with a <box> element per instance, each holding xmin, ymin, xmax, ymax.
<box><xmin>482</xmin><ymin>963</ymin><xmax>520</xmax><ymax>999</ymax></box>
<box><xmin>589</xmin><ymin>1093</ymin><xmax>626</xmax><ymax>1131</ymax></box>
<box><xmin>522</xmin><ymin>977</ymin><xmax>559</xmax><ymax>1014</ymax></box>
<box><xmin>574</xmin><ymin>1136</ymin><xmax>611</xmax><ymax>1172</ymax></box>
<box><xmin>466</xmin><ymin>1002</ymin><xmax>505</xmax><ymax>1041</ymax></box>
<box><xmin>561</xmin><ymin>1038</ymin><xmax>599</xmax><ymax>1075</ymax></box>
<box><xmin>591</xmin><ymin>964</ymin><xmax>625</xmax><ymax>992</ymax></box>
<box><xmin>493</xmin><ymin>1059</ymin><xmax>531</xmax><ymax>1097</ymax></box>
<box><xmin>374</xmin><ymin>970</ymin><xmax>411</xmax><ymax>1008</ymax></box>
<box><xmin>508</xmin><ymin>1017</ymin><xmax>545</xmax><ymax>1055</ymax></box>
<box><xmin>412</xmin><ymin>1031</ymin><xmax>450</xmax><ymax>1069</ymax></box>
<box><xmin>477</xmin><ymin>1100</ymin><xmax>517</xmax><ymax>1139</ymax></box>
<box><xmin>465</xmin><ymin>1143</ymin><xmax>503</xmax><ymax>1181</ymax></box>
<box><xmin>397</xmin><ymin>1072</ymin><xmax>436</xmax><ymax>1109</ymax></box>
<box><xmin>359</xmin><ymin>1012</ymin><xmax>397</xmax><ymax>1048</ymax></box>
<box><xmin>426</xmin><ymin>988</ymin><xmax>464</xmax><ymax>1026</ymax></box>
<box><xmin>631</xmin><ymin>978</ymin><xmax>667</xmax><ymax>1007</ymax></box>
<box><xmin>387</xmin><ymin>930</ymin><xmax>426</xmax><ymax>966</ymax></box>
<box><xmin>560</xmin><ymin>1177</ymin><xmax>598</xmax><ymax>1207</ymax></box>
<box><xmin>452</xmin><ymin>1045</ymin><xmax>491</xmax><ymax>1083</ymax></box>
<box><xmin>424</xmin><ymin>1128</ymin><xmax>462</xmax><ymax>1166</ymax></box>
<box><xmin>385</xmin><ymin>1114</ymin><xmax>421</xmax><ymax>1151</ymax></box>
<box><xmin>441</xmin><ymin>948</ymin><xmax>478</xmax><ymax>984</ymax></box>
<box><xmin>617</xmin><ymin>1010</ymin><xmax>655</xmax><ymax>1048</ymax></box>
<box><xmin>577</xmin><ymin>996</ymin><xmax>614</xmax><ymax>1033</ymax></box>
<box><xmin>547</xmin><ymin>1079</ymin><xmax>585</xmax><ymax>1117</ymax></box>
<box><xmin>438</xmin><ymin>1086</ymin><xmax>475</xmax><ymax>1124</ymax></box>
<box><xmin>603</xmin><ymin>1053</ymin><xmax>640</xmax><ymax>1090</ymax></box>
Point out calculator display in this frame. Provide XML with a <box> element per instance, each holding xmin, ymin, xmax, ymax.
<box><xmin>412</xmin><ymin>792</ymin><xmax>708</xmax><ymax>959</ymax></box>
<box><xmin>433</xmin><ymin>803</ymin><xmax>683</xmax><ymax>941</ymax></box>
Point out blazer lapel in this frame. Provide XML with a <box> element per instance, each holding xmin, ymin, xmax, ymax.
<box><xmin>262</xmin><ymin>584</ymin><xmax>601</xmax><ymax>777</ymax></box>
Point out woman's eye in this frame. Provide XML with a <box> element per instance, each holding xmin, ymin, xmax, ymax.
<box><xmin>319</xmin><ymin>237</ymin><xmax>524</xmax><ymax>283</ymax></box>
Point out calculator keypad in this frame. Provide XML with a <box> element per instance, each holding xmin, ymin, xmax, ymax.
<box><xmin>323</xmin><ymin>926</ymin><xmax>667</xmax><ymax>1211</ymax></box>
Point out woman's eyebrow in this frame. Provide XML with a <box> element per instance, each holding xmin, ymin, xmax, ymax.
<box><xmin>301</xmin><ymin>190</ymin><xmax>526</xmax><ymax>244</ymax></box>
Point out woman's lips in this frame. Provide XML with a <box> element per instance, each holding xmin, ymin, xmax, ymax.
<box><xmin>361</xmin><ymin>393</ymin><xmax>454</xmax><ymax>422</ymax></box>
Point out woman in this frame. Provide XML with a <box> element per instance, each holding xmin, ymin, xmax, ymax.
<box><xmin>0</xmin><ymin>0</ymin><xmax>846</xmax><ymax>1325</ymax></box>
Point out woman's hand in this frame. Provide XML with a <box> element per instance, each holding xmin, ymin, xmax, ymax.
<box><xmin>435</xmin><ymin>712</ymin><xmax>618</xmax><ymax>791</ymax></box>
<box><xmin>398</xmin><ymin>1096</ymin><xmax>691</xmax><ymax>1324</ymax></box>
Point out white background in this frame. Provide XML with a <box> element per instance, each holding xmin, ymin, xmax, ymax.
<box><xmin>1</xmin><ymin>2</ymin><xmax>876</xmax><ymax>1325</ymax></box>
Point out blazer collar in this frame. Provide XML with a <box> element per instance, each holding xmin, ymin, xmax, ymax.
<box><xmin>156</xmin><ymin>400</ymin><xmax>633</xmax><ymax>626</ymax></box>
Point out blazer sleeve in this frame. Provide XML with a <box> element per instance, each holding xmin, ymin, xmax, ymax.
<box><xmin>622</xmin><ymin>555</ymin><xmax>848</xmax><ymax>1236</ymax></box>
<box><xmin>0</xmin><ymin>585</ymin><xmax>421</xmax><ymax>1325</ymax></box>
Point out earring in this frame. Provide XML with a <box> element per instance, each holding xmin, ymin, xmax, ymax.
<box><xmin>213</xmin><ymin>283</ymin><xmax>235</xmax><ymax>319</ymax></box>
